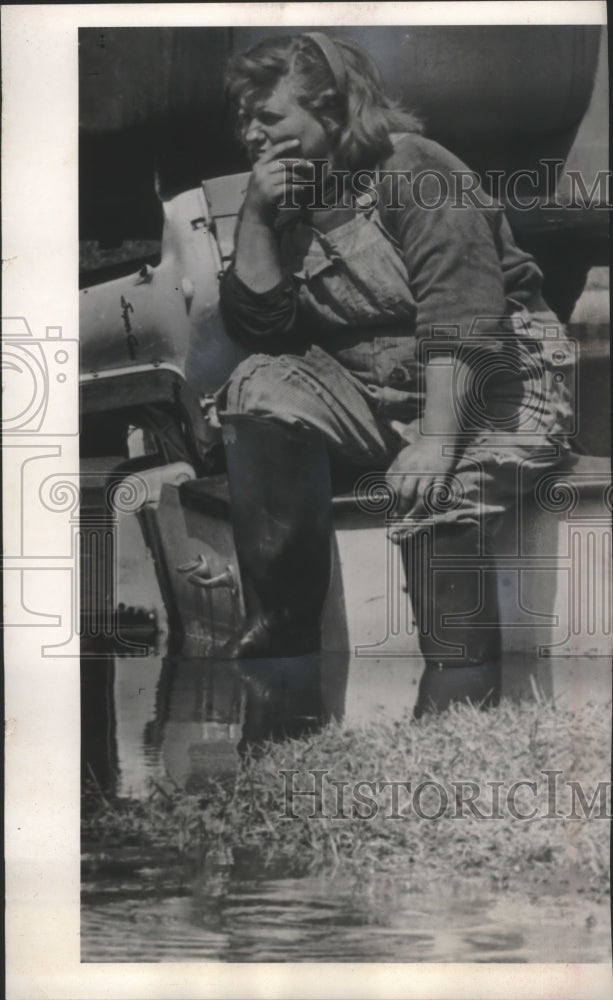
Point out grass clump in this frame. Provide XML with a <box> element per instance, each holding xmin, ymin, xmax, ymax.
<box><xmin>83</xmin><ymin>697</ymin><xmax>611</xmax><ymax>900</ymax></box>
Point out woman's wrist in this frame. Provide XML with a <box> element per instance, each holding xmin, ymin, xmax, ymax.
<box><xmin>422</xmin><ymin>356</ymin><xmax>465</xmax><ymax>441</ymax></box>
<box><xmin>235</xmin><ymin>204</ymin><xmax>283</xmax><ymax>290</ymax></box>
<box><xmin>241</xmin><ymin>198</ymin><xmax>276</xmax><ymax>226</ymax></box>
<box><xmin>420</xmin><ymin>418</ymin><xmax>461</xmax><ymax>445</ymax></box>
<box><xmin>241</xmin><ymin>172</ymin><xmax>283</xmax><ymax>226</ymax></box>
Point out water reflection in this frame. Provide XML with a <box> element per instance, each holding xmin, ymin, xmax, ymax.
<box><xmin>82</xmin><ymin>638</ymin><xmax>610</xmax><ymax>799</ymax></box>
<box><xmin>82</xmin><ymin>645</ymin><xmax>350</xmax><ymax>796</ymax></box>
<box><xmin>81</xmin><ymin>657</ymin><xmax>119</xmax><ymax>796</ymax></box>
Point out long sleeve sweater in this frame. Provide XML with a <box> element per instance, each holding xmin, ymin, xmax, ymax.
<box><xmin>219</xmin><ymin>133</ymin><xmax>549</xmax><ymax>350</ymax></box>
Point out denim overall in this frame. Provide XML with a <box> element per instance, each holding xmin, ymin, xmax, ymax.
<box><xmin>224</xmin><ymin>199</ymin><xmax>575</xmax><ymax>532</ymax></box>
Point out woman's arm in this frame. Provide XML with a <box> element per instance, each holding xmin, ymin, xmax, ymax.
<box><xmin>233</xmin><ymin>138</ymin><xmax>305</xmax><ymax>291</ymax></box>
<box><xmin>234</xmin><ymin>206</ymin><xmax>284</xmax><ymax>292</ymax></box>
<box><xmin>380</xmin><ymin>135</ymin><xmax>508</xmax><ymax>517</ymax></box>
<box><xmin>387</xmin><ymin>354</ymin><xmax>471</xmax><ymax>518</ymax></box>
<box><xmin>421</xmin><ymin>353</ymin><xmax>466</xmax><ymax>440</ymax></box>
<box><xmin>220</xmin><ymin>139</ymin><xmax>308</xmax><ymax>343</ymax></box>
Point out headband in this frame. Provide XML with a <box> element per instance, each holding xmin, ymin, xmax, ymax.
<box><xmin>303</xmin><ymin>31</ymin><xmax>348</xmax><ymax>96</ymax></box>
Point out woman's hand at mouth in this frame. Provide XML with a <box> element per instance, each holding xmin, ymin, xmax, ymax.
<box><xmin>244</xmin><ymin>139</ymin><xmax>312</xmax><ymax>221</ymax></box>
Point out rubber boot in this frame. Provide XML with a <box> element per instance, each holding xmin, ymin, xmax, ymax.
<box><xmin>219</xmin><ymin>414</ymin><xmax>333</xmax><ymax>659</ymax></box>
<box><xmin>401</xmin><ymin>523</ymin><xmax>502</xmax><ymax>717</ymax></box>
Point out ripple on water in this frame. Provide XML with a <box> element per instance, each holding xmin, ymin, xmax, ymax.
<box><xmin>81</xmin><ymin>874</ymin><xmax>611</xmax><ymax>963</ymax></box>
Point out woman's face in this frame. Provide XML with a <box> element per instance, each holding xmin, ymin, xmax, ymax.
<box><xmin>240</xmin><ymin>76</ymin><xmax>336</xmax><ymax>166</ymax></box>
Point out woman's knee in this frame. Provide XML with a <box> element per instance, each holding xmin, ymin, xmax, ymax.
<box><xmin>225</xmin><ymin>354</ymin><xmax>288</xmax><ymax>414</ymax></box>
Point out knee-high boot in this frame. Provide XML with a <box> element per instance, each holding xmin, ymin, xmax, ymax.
<box><xmin>219</xmin><ymin>414</ymin><xmax>333</xmax><ymax>659</ymax></box>
<box><xmin>401</xmin><ymin>523</ymin><xmax>502</xmax><ymax>717</ymax></box>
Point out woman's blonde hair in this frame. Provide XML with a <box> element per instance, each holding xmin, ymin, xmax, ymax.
<box><xmin>226</xmin><ymin>33</ymin><xmax>423</xmax><ymax>170</ymax></box>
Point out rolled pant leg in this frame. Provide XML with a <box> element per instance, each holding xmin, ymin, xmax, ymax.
<box><xmin>221</xmin><ymin>345</ymin><xmax>396</xmax><ymax>469</ymax></box>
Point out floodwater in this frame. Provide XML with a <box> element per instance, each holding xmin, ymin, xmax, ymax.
<box><xmin>82</xmin><ymin>859</ymin><xmax>610</xmax><ymax>963</ymax></box>
<box><xmin>82</xmin><ymin>646</ymin><xmax>612</xmax><ymax>800</ymax></box>
<box><xmin>81</xmin><ymin>641</ymin><xmax>611</xmax><ymax>963</ymax></box>
<box><xmin>81</xmin><ymin>481</ymin><xmax>612</xmax><ymax>963</ymax></box>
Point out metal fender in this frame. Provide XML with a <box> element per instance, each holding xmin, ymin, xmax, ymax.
<box><xmin>80</xmin><ymin>176</ymin><xmax>249</xmax><ymax>395</ymax></box>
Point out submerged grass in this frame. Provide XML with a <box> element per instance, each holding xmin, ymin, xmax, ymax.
<box><xmin>83</xmin><ymin>697</ymin><xmax>611</xmax><ymax>901</ymax></box>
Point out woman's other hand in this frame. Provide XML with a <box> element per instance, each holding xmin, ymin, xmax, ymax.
<box><xmin>386</xmin><ymin>433</ymin><xmax>458</xmax><ymax>519</ymax></box>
